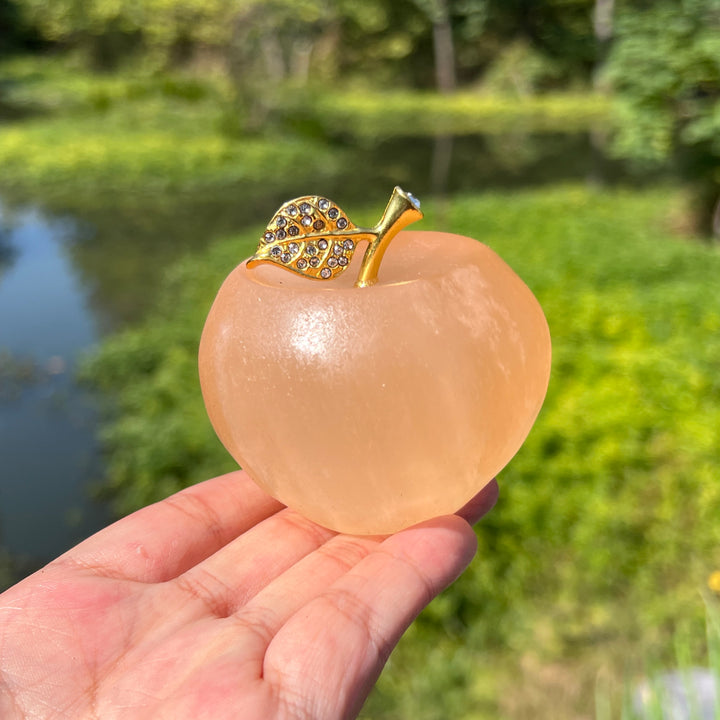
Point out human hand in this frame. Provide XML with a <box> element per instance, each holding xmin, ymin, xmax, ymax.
<box><xmin>0</xmin><ymin>471</ymin><xmax>497</xmax><ymax>719</ymax></box>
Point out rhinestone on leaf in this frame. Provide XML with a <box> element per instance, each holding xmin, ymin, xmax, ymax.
<box><xmin>318</xmin><ymin>198</ymin><xmax>330</xmax><ymax>211</ymax></box>
<box><xmin>338</xmin><ymin>256</ymin><xmax>348</xmax><ymax>266</ymax></box>
<box><xmin>328</xmin><ymin>207</ymin><xmax>339</xmax><ymax>219</ymax></box>
<box><xmin>287</xmin><ymin>205</ymin><xmax>298</xmax><ymax>217</ymax></box>
<box><xmin>264</xmin><ymin>231</ymin><xmax>275</xmax><ymax>243</ymax></box>
<box><xmin>343</xmin><ymin>239</ymin><xmax>354</xmax><ymax>251</ymax></box>
<box><xmin>320</xmin><ymin>267</ymin><xmax>332</xmax><ymax>279</ymax></box>
<box><xmin>306</xmin><ymin>244</ymin><xmax>317</xmax><ymax>256</ymax></box>
<box><xmin>270</xmin><ymin>246</ymin><xmax>282</xmax><ymax>257</ymax></box>
<box><xmin>313</xmin><ymin>219</ymin><xmax>324</xmax><ymax>230</ymax></box>
<box><xmin>281</xmin><ymin>252</ymin><xmax>291</xmax><ymax>263</ymax></box>
<box><xmin>288</xmin><ymin>242</ymin><xmax>300</xmax><ymax>254</ymax></box>
<box><xmin>276</xmin><ymin>216</ymin><xmax>287</xmax><ymax>228</ymax></box>
<box><xmin>336</xmin><ymin>217</ymin><xmax>348</xmax><ymax>230</ymax></box>
<box><xmin>287</xmin><ymin>225</ymin><xmax>299</xmax><ymax>236</ymax></box>
<box><xmin>309</xmin><ymin>256</ymin><xmax>320</xmax><ymax>267</ymax></box>
<box><xmin>318</xmin><ymin>239</ymin><xmax>328</xmax><ymax>250</ymax></box>
<box><xmin>327</xmin><ymin>257</ymin><xmax>339</xmax><ymax>268</ymax></box>
<box><xmin>300</xmin><ymin>202</ymin><xmax>312</xmax><ymax>214</ymax></box>
<box><xmin>301</xmin><ymin>215</ymin><xmax>313</xmax><ymax>227</ymax></box>
<box><xmin>333</xmin><ymin>244</ymin><xmax>343</xmax><ymax>256</ymax></box>
<box><xmin>296</xmin><ymin>258</ymin><xmax>308</xmax><ymax>270</ymax></box>
<box><xmin>276</xmin><ymin>229</ymin><xmax>287</xmax><ymax>240</ymax></box>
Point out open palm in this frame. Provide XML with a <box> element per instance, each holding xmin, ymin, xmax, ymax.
<box><xmin>0</xmin><ymin>471</ymin><xmax>497</xmax><ymax>720</ymax></box>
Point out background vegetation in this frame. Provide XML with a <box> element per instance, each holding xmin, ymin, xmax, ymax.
<box><xmin>2</xmin><ymin>0</ymin><xmax>720</xmax><ymax>718</ymax></box>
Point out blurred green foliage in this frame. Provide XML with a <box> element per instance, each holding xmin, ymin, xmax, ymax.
<box><xmin>0</xmin><ymin>55</ymin><xmax>229</xmax><ymax>113</ymax></box>
<box><xmin>0</xmin><ymin>59</ymin><xmax>340</xmax><ymax>195</ymax></box>
<box><xmin>606</xmin><ymin>0</ymin><xmax>720</xmax><ymax>233</ymax></box>
<box><xmin>2</xmin><ymin>0</ymin><xmax>720</xmax><ymax>712</ymax></box>
<box><xmin>1</xmin><ymin>0</ymin><xmax>612</xmax><ymax>128</ymax></box>
<box><xmin>481</xmin><ymin>40</ymin><xmax>563</xmax><ymax>97</ymax></box>
<box><xmin>0</xmin><ymin>115</ymin><xmax>338</xmax><ymax>194</ymax></box>
<box><xmin>82</xmin><ymin>186</ymin><xmax>720</xmax><ymax>717</ymax></box>
<box><xmin>607</xmin><ymin>0</ymin><xmax>720</xmax><ymax>164</ymax></box>
<box><xmin>310</xmin><ymin>88</ymin><xmax>609</xmax><ymax>138</ymax></box>
<box><xmin>0</xmin><ymin>56</ymin><xmax>609</xmax><ymax>200</ymax></box>
<box><xmin>614</xmin><ymin>600</ymin><xmax>720</xmax><ymax>720</ymax></box>
<box><xmin>7</xmin><ymin>0</ymin><xmax>601</xmax><ymax>84</ymax></box>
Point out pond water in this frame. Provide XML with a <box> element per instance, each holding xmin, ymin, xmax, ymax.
<box><xmin>0</xmin><ymin>130</ymin><xmax>633</xmax><ymax>589</ymax></box>
<box><xmin>0</xmin><ymin>205</ymin><xmax>107</xmax><ymax>582</ymax></box>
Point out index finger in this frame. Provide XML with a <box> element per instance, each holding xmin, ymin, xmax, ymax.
<box><xmin>58</xmin><ymin>471</ymin><xmax>283</xmax><ymax>583</ymax></box>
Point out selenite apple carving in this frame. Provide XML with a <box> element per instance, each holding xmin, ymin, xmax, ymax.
<box><xmin>199</xmin><ymin>188</ymin><xmax>551</xmax><ymax>534</ymax></box>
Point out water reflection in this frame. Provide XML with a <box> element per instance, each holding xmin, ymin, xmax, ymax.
<box><xmin>0</xmin><ymin>229</ymin><xmax>17</xmax><ymax>279</ymax></box>
<box><xmin>0</xmin><ymin>204</ymin><xmax>109</xmax><ymax>590</ymax></box>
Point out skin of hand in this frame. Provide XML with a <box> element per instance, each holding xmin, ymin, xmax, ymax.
<box><xmin>0</xmin><ymin>471</ymin><xmax>498</xmax><ymax>720</ymax></box>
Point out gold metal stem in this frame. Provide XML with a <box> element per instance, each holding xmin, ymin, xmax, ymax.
<box><xmin>355</xmin><ymin>187</ymin><xmax>423</xmax><ymax>288</ymax></box>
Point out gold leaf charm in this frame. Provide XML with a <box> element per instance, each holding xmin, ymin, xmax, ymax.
<box><xmin>247</xmin><ymin>187</ymin><xmax>423</xmax><ymax>288</ymax></box>
<box><xmin>249</xmin><ymin>196</ymin><xmax>363</xmax><ymax>280</ymax></box>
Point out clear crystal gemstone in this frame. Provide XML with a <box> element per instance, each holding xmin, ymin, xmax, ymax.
<box><xmin>287</xmin><ymin>205</ymin><xmax>298</xmax><ymax>216</ymax></box>
<box><xmin>301</xmin><ymin>215</ymin><xmax>313</xmax><ymax>227</ymax></box>
<box><xmin>336</xmin><ymin>217</ymin><xmax>348</xmax><ymax>229</ymax></box>
<box><xmin>276</xmin><ymin>229</ymin><xmax>286</xmax><ymax>240</ymax></box>
<box><xmin>313</xmin><ymin>219</ymin><xmax>324</xmax><ymax>230</ymax></box>
<box><xmin>328</xmin><ymin>207</ymin><xmax>339</xmax><ymax>219</ymax></box>
<box><xmin>306</xmin><ymin>244</ymin><xmax>317</xmax><ymax>256</ymax></box>
<box><xmin>338</xmin><ymin>256</ymin><xmax>348</xmax><ymax>267</ymax></box>
<box><xmin>333</xmin><ymin>244</ymin><xmax>343</xmax><ymax>256</ymax></box>
<box><xmin>318</xmin><ymin>198</ymin><xmax>330</xmax><ymax>210</ymax></box>
<box><xmin>296</xmin><ymin>258</ymin><xmax>308</xmax><ymax>270</ymax></box>
<box><xmin>309</xmin><ymin>256</ymin><xmax>320</xmax><ymax>267</ymax></box>
<box><xmin>318</xmin><ymin>239</ymin><xmax>328</xmax><ymax>250</ymax></box>
<box><xmin>264</xmin><ymin>231</ymin><xmax>275</xmax><ymax>243</ymax></box>
<box><xmin>320</xmin><ymin>267</ymin><xmax>332</xmax><ymax>279</ymax></box>
<box><xmin>300</xmin><ymin>202</ymin><xmax>312</xmax><ymax>214</ymax></box>
<box><xmin>288</xmin><ymin>242</ymin><xmax>300</xmax><ymax>254</ymax></box>
<box><xmin>288</xmin><ymin>225</ymin><xmax>299</xmax><ymax>236</ymax></box>
<box><xmin>327</xmin><ymin>256</ymin><xmax>339</xmax><ymax>268</ymax></box>
<box><xmin>270</xmin><ymin>246</ymin><xmax>282</xmax><ymax>257</ymax></box>
<box><xmin>343</xmin><ymin>239</ymin><xmax>354</xmax><ymax>251</ymax></box>
<box><xmin>281</xmin><ymin>252</ymin><xmax>291</xmax><ymax>263</ymax></box>
<box><xmin>276</xmin><ymin>216</ymin><xmax>287</xmax><ymax>228</ymax></box>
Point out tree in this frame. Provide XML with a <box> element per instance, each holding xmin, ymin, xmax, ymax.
<box><xmin>606</xmin><ymin>0</ymin><xmax>720</xmax><ymax>236</ymax></box>
<box><xmin>592</xmin><ymin>0</ymin><xmax>614</xmax><ymax>86</ymax></box>
<box><xmin>411</xmin><ymin>0</ymin><xmax>457</xmax><ymax>92</ymax></box>
<box><xmin>457</xmin><ymin>0</ymin><xmax>599</xmax><ymax>86</ymax></box>
<box><xmin>12</xmin><ymin>0</ymin><xmax>428</xmax><ymax>124</ymax></box>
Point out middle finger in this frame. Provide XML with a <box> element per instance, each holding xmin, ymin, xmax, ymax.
<box><xmin>163</xmin><ymin>508</ymin><xmax>337</xmax><ymax>621</ymax></box>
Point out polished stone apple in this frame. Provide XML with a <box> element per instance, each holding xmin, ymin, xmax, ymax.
<box><xmin>199</xmin><ymin>226</ymin><xmax>551</xmax><ymax>535</ymax></box>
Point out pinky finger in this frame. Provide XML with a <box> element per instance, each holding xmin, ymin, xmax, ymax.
<box><xmin>263</xmin><ymin>514</ymin><xmax>478</xmax><ymax>720</ymax></box>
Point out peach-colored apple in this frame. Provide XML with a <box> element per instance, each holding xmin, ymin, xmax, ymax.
<box><xmin>199</xmin><ymin>228</ymin><xmax>551</xmax><ymax>535</ymax></box>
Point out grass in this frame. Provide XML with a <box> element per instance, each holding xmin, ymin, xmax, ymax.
<box><xmin>603</xmin><ymin>598</ymin><xmax>720</xmax><ymax>719</ymax></box>
<box><xmin>308</xmin><ymin>89</ymin><xmax>611</xmax><ymax>138</ymax></box>
<box><xmin>0</xmin><ymin>55</ymin><xmax>342</xmax><ymax>197</ymax></box>
<box><xmin>0</xmin><ymin>96</ymin><xmax>343</xmax><ymax>196</ymax></box>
